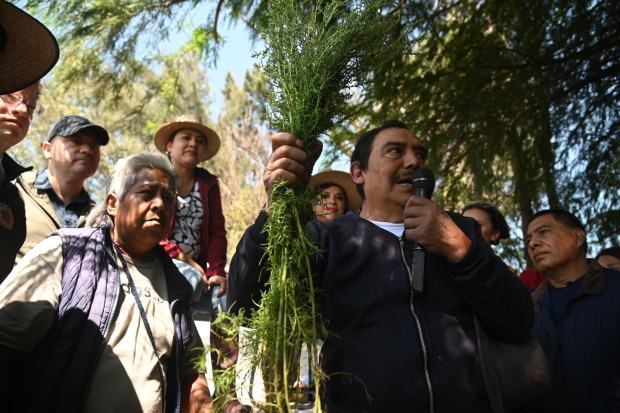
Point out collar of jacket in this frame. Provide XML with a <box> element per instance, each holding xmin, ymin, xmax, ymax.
<box><xmin>195</xmin><ymin>167</ymin><xmax>217</xmax><ymax>185</ymax></box>
<box><xmin>18</xmin><ymin>169</ymin><xmax>93</xmax><ymax>227</ymax></box>
<box><xmin>531</xmin><ymin>260</ymin><xmax>607</xmax><ymax>304</ymax></box>
<box><xmin>2</xmin><ymin>154</ymin><xmax>32</xmax><ymax>182</ymax></box>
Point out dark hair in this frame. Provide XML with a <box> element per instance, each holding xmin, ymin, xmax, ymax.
<box><xmin>462</xmin><ymin>203</ymin><xmax>510</xmax><ymax>245</ymax></box>
<box><xmin>528</xmin><ymin>209</ymin><xmax>588</xmax><ymax>254</ymax></box>
<box><xmin>351</xmin><ymin>120</ymin><xmax>410</xmax><ymax>201</ymax></box>
<box><xmin>596</xmin><ymin>246</ymin><xmax>620</xmax><ymax>261</ymax></box>
<box><xmin>318</xmin><ymin>183</ymin><xmax>348</xmax><ymax>205</ymax></box>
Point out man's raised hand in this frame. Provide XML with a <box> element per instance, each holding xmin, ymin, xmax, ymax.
<box><xmin>263</xmin><ymin>133</ymin><xmax>323</xmax><ymax>200</ymax></box>
<box><xmin>404</xmin><ymin>196</ymin><xmax>472</xmax><ymax>262</ymax></box>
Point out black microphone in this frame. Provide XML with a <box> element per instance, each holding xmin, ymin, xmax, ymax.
<box><xmin>410</xmin><ymin>168</ymin><xmax>435</xmax><ymax>293</ymax></box>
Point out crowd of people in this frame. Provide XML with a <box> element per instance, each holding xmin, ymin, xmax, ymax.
<box><xmin>1</xmin><ymin>2</ymin><xmax>619</xmax><ymax>413</ymax></box>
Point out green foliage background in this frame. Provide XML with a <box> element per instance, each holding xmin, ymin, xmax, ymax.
<box><xmin>11</xmin><ymin>0</ymin><xmax>620</xmax><ymax>268</ymax></box>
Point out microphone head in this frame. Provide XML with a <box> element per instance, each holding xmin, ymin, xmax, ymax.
<box><xmin>412</xmin><ymin>167</ymin><xmax>435</xmax><ymax>196</ymax></box>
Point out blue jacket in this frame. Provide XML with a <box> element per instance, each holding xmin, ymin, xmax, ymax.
<box><xmin>11</xmin><ymin>224</ymin><xmax>195</xmax><ymax>413</ymax></box>
<box><xmin>516</xmin><ymin>262</ymin><xmax>620</xmax><ymax>413</ymax></box>
<box><xmin>228</xmin><ymin>211</ymin><xmax>534</xmax><ymax>413</ymax></box>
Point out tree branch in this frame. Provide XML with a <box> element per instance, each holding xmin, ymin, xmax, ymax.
<box><xmin>213</xmin><ymin>0</ymin><xmax>226</xmax><ymax>44</ymax></box>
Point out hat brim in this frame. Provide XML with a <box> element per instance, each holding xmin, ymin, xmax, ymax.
<box><xmin>0</xmin><ymin>2</ymin><xmax>59</xmax><ymax>94</ymax></box>
<box><xmin>310</xmin><ymin>170</ymin><xmax>362</xmax><ymax>213</ymax></box>
<box><xmin>154</xmin><ymin>121</ymin><xmax>221</xmax><ymax>162</ymax></box>
<box><xmin>62</xmin><ymin>124</ymin><xmax>110</xmax><ymax>145</ymax></box>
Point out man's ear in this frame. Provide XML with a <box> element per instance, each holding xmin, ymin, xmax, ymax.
<box><xmin>350</xmin><ymin>161</ymin><xmax>365</xmax><ymax>185</ymax></box>
<box><xmin>574</xmin><ymin>228</ymin><xmax>587</xmax><ymax>251</ymax></box>
<box><xmin>42</xmin><ymin>141</ymin><xmax>53</xmax><ymax>161</ymax></box>
<box><xmin>106</xmin><ymin>193</ymin><xmax>119</xmax><ymax>219</ymax></box>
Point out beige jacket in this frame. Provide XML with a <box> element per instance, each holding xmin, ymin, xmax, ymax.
<box><xmin>13</xmin><ymin>170</ymin><xmax>92</xmax><ymax>264</ymax></box>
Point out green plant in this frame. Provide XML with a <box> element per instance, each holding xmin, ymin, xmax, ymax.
<box><xmin>205</xmin><ymin>0</ymin><xmax>413</xmax><ymax>411</ymax></box>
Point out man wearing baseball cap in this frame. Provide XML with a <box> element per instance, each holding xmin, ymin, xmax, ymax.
<box><xmin>14</xmin><ymin>115</ymin><xmax>109</xmax><ymax>263</ymax></box>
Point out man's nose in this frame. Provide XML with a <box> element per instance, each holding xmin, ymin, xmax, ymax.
<box><xmin>403</xmin><ymin>150</ymin><xmax>422</xmax><ymax>169</ymax></box>
<box><xmin>151</xmin><ymin>194</ymin><xmax>165</xmax><ymax>213</ymax></box>
<box><xmin>78</xmin><ymin>142</ymin><xmax>94</xmax><ymax>155</ymax></box>
<box><xmin>10</xmin><ymin>101</ymin><xmax>30</xmax><ymax>119</ymax></box>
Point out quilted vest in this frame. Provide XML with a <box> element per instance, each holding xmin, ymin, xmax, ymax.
<box><xmin>12</xmin><ymin>224</ymin><xmax>194</xmax><ymax>413</ymax></box>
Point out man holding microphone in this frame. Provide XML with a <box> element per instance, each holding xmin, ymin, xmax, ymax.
<box><xmin>227</xmin><ymin>120</ymin><xmax>534</xmax><ymax>412</ymax></box>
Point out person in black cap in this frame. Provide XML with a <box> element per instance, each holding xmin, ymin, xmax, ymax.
<box><xmin>13</xmin><ymin>115</ymin><xmax>109</xmax><ymax>263</ymax></box>
<box><xmin>0</xmin><ymin>1</ymin><xmax>59</xmax><ymax>282</ymax></box>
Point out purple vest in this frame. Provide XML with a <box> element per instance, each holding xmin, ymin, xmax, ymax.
<box><xmin>13</xmin><ymin>224</ymin><xmax>194</xmax><ymax>413</ymax></box>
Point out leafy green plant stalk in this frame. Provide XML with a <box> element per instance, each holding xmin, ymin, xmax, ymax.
<box><xmin>255</xmin><ymin>0</ymin><xmax>412</xmax><ymax>411</ymax></box>
<box><xmin>203</xmin><ymin>0</ymin><xmax>413</xmax><ymax>411</ymax></box>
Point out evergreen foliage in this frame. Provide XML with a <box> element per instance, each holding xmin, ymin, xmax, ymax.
<box><xmin>208</xmin><ymin>0</ymin><xmax>415</xmax><ymax>411</ymax></box>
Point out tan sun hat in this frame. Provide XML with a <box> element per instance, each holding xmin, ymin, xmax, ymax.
<box><xmin>310</xmin><ymin>170</ymin><xmax>362</xmax><ymax>213</ymax></box>
<box><xmin>0</xmin><ymin>1</ymin><xmax>60</xmax><ymax>94</ymax></box>
<box><xmin>154</xmin><ymin>114</ymin><xmax>221</xmax><ymax>162</ymax></box>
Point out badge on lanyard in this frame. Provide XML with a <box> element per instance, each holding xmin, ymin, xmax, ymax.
<box><xmin>0</xmin><ymin>203</ymin><xmax>14</xmax><ymax>230</ymax></box>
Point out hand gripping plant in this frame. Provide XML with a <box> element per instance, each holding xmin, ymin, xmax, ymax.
<box><xmin>204</xmin><ymin>0</ymin><xmax>413</xmax><ymax>411</ymax></box>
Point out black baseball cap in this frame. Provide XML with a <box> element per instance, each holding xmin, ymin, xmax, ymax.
<box><xmin>46</xmin><ymin>115</ymin><xmax>109</xmax><ymax>145</ymax></box>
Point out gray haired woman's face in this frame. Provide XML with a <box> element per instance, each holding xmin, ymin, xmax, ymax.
<box><xmin>107</xmin><ymin>168</ymin><xmax>175</xmax><ymax>257</ymax></box>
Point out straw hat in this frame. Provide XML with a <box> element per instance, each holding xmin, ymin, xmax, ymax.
<box><xmin>0</xmin><ymin>1</ymin><xmax>60</xmax><ymax>94</ymax></box>
<box><xmin>310</xmin><ymin>170</ymin><xmax>362</xmax><ymax>213</ymax></box>
<box><xmin>154</xmin><ymin>115</ymin><xmax>221</xmax><ymax>162</ymax></box>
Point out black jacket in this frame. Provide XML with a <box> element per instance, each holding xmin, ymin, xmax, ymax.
<box><xmin>228</xmin><ymin>210</ymin><xmax>534</xmax><ymax>413</ymax></box>
<box><xmin>0</xmin><ymin>155</ymin><xmax>31</xmax><ymax>282</ymax></box>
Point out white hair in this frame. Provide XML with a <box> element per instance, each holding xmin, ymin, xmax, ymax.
<box><xmin>86</xmin><ymin>152</ymin><xmax>180</xmax><ymax>228</ymax></box>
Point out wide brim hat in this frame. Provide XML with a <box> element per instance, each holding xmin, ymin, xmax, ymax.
<box><xmin>0</xmin><ymin>1</ymin><xmax>60</xmax><ymax>94</ymax></box>
<box><xmin>310</xmin><ymin>170</ymin><xmax>363</xmax><ymax>213</ymax></box>
<box><xmin>154</xmin><ymin>114</ymin><xmax>221</xmax><ymax>162</ymax></box>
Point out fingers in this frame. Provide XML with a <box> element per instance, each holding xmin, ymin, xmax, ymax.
<box><xmin>405</xmin><ymin>195</ymin><xmax>433</xmax><ymax>210</ymax></box>
<box><xmin>271</xmin><ymin>132</ymin><xmax>303</xmax><ymax>152</ymax></box>
<box><xmin>264</xmin><ymin>133</ymin><xmax>323</xmax><ymax>198</ymax></box>
<box><xmin>205</xmin><ymin>276</ymin><xmax>228</xmax><ymax>296</ymax></box>
<box><xmin>216</xmin><ymin>278</ymin><xmax>227</xmax><ymax>296</ymax></box>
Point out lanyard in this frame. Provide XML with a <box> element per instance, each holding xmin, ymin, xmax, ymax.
<box><xmin>113</xmin><ymin>243</ymin><xmax>166</xmax><ymax>412</ymax></box>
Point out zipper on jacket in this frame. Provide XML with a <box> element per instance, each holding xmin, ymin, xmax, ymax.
<box><xmin>399</xmin><ymin>236</ymin><xmax>435</xmax><ymax>412</ymax></box>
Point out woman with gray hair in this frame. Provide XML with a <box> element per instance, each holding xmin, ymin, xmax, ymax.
<box><xmin>87</xmin><ymin>152</ymin><xmax>180</xmax><ymax>228</ymax></box>
<box><xmin>0</xmin><ymin>152</ymin><xmax>212</xmax><ymax>412</ymax></box>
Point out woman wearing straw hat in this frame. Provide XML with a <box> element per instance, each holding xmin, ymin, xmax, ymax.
<box><xmin>154</xmin><ymin>114</ymin><xmax>228</xmax><ymax>295</ymax></box>
<box><xmin>311</xmin><ymin>170</ymin><xmax>362</xmax><ymax>221</ymax></box>
<box><xmin>154</xmin><ymin>115</ymin><xmax>250</xmax><ymax>413</ymax></box>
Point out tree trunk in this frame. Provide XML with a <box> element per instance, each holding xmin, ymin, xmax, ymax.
<box><xmin>510</xmin><ymin>131</ymin><xmax>535</xmax><ymax>269</ymax></box>
<box><xmin>539</xmin><ymin>106</ymin><xmax>560</xmax><ymax>209</ymax></box>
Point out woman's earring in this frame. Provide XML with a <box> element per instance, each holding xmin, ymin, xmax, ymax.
<box><xmin>165</xmin><ymin>150</ymin><xmax>170</xmax><ymax>156</ymax></box>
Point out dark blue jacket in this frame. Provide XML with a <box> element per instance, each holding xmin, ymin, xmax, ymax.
<box><xmin>516</xmin><ymin>262</ymin><xmax>620</xmax><ymax>413</ymax></box>
<box><xmin>12</xmin><ymin>224</ymin><xmax>195</xmax><ymax>413</ymax></box>
<box><xmin>228</xmin><ymin>211</ymin><xmax>534</xmax><ymax>413</ymax></box>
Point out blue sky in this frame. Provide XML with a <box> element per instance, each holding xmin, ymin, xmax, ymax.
<box><xmin>161</xmin><ymin>7</ymin><xmax>260</xmax><ymax>122</ymax></box>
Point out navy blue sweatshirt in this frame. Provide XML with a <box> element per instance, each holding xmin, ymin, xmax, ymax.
<box><xmin>228</xmin><ymin>210</ymin><xmax>534</xmax><ymax>412</ymax></box>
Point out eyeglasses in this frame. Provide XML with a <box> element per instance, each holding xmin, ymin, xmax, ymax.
<box><xmin>0</xmin><ymin>92</ymin><xmax>45</xmax><ymax>117</ymax></box>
